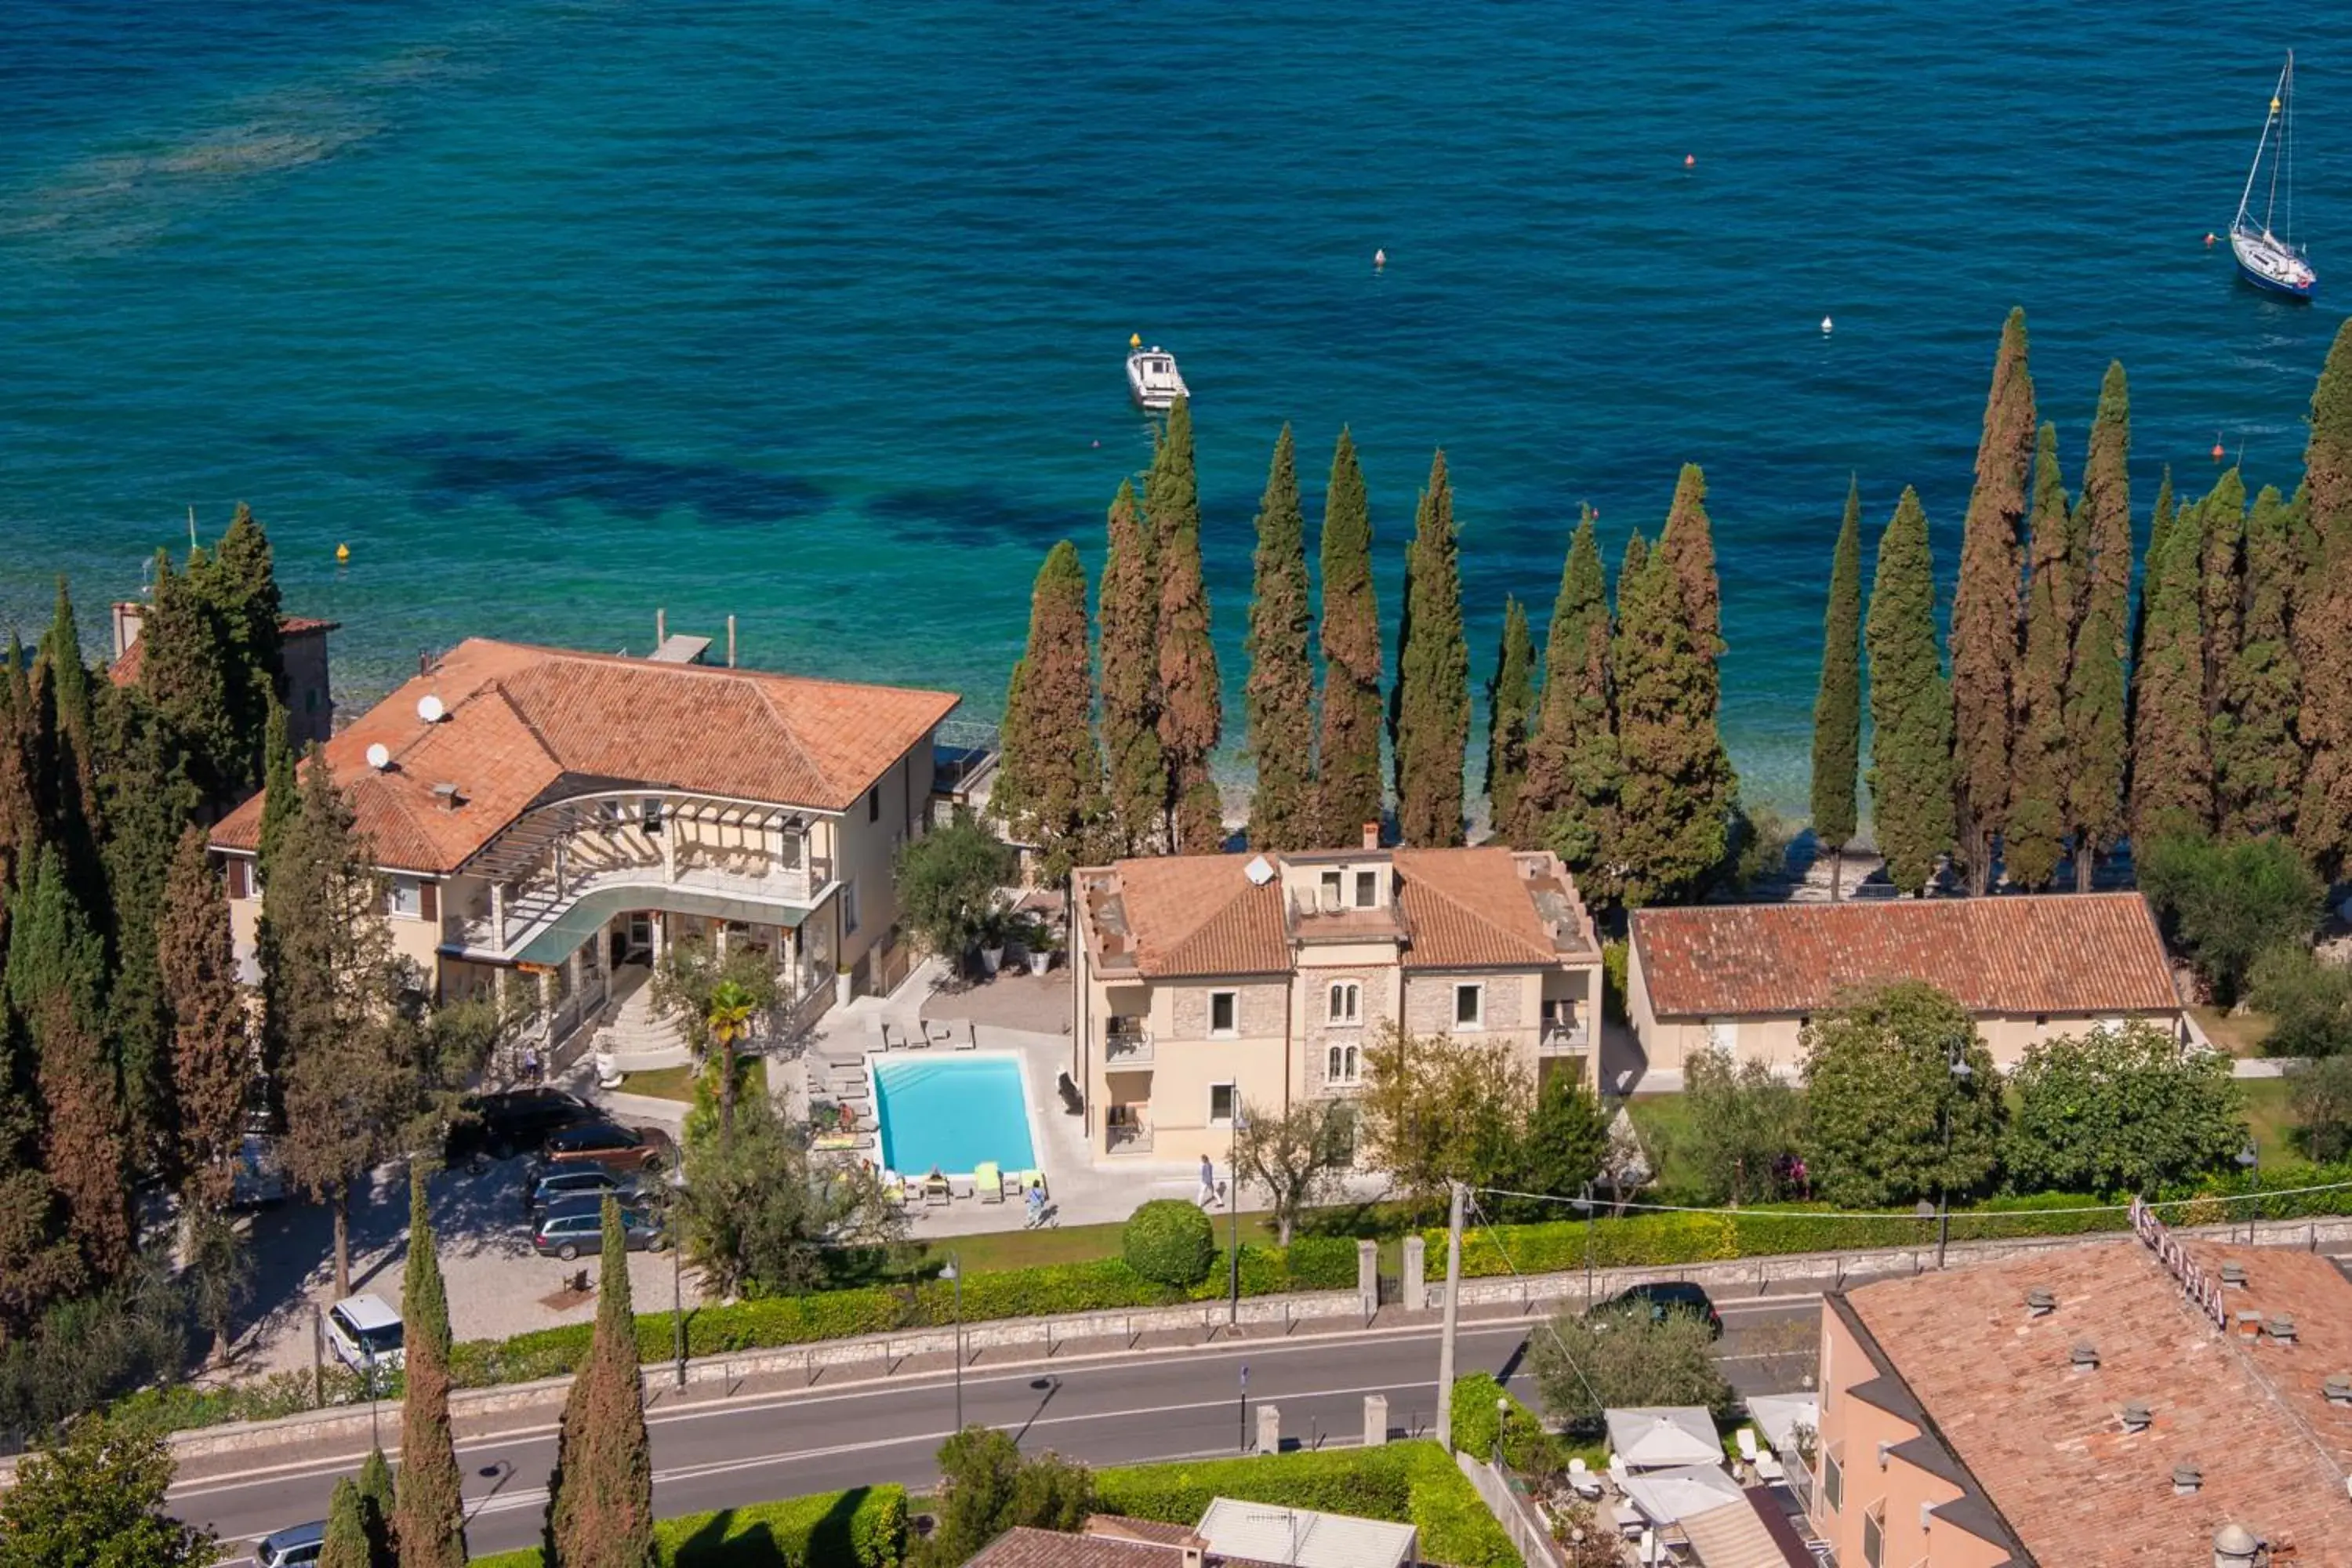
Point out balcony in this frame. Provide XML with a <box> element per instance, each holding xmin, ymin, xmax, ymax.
<box><xmin>1104</xmin><ymin>1018</ymin><xmax>1153</xmax><ymax>1065</ymax></box>
<box><xmin>1538</xmin><ymin>1022</ymin><xmax>1592</xmax><ymax>1054</ymax></box>
<box><xmin>450</xmin><ymin>840</ymin><xmax>835</xmax><ymax>960</ymax></box>
<box><xmin>1106</xmin><ymin>1122</ymin><xmax>1154</xmax><ymax>1156</ymax></box>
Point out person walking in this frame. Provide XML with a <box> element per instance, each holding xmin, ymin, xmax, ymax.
<box><xmin>1196</xmin><ymin>1153</ymin><xmax>1217</xmax><ymax>1208</ymax></box>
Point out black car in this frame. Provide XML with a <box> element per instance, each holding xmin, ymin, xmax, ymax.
<box><xmin>447</xmin><ymin>1088</ymin><xmax>601</xmax><ymax>1162</ymax></box>
<box><xmin>1595</xmin><ymin>1281</ymin><xmax>1724</xmax><ymax>1338</ymax></box>
<box><xmin>523</xmin><ymin>1165</ymin><xmax>652</xmax><ymax>1214</ymax></box>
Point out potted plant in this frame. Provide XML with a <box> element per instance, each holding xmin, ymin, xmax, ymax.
<box><xmin>1027</xmin><ymin>920</ymin><xmax>1062</xmax><ymax>976</ymax></box>
<box><xmin>978</xmin><ymin>912</ymin><xmax>1008</xmax><ymax>978</ymax></box>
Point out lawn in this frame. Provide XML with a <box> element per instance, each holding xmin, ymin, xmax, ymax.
<box><xmin>2193</xmin><ymin>1004</ymin><xmax>2278</xmax><ymax>1057</ymax></box>
<box><xmin>619</xmin><ymin>1058</ymin><xmax>768</xmax><ymax>1104</ymax></box>
<box><xmin>1624</xmin><ymin>1092</ymin><xmax>1701</xmax><ymax>1195</ymax></box>
<box><xmin>2241</xmin><ymin>1075</ymin><xmax>2304</xmax><ymax>1166</ymax></box>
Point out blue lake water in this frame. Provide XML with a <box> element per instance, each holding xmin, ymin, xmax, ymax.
<box><xmin>4</xmin><ymin>0</ymin><xmax>2349</xmax><ymax>811</ymax></box>
<box><xmin>873</xmin><ymin>1054</ymin><xmax>1037</xmax><ymax>1178</ymax></box>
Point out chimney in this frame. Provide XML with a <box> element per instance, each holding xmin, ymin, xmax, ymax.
<box><xmin>2119</xmin><ymin>1400</ymin><xmax>2153</xmax><ymax>1433</ymax></box>
<box><xmin>726</xmin><ymin>614</ymin><xmax>738</xmax><ymax>668</ymax></box>
<box><xmin>1181</xmin><ymin>1548</ymin><xmax>1204</xmax><ymax>1568</ymax></box>
<box><xmin>2172</xmin><ymin>1461</ymin><xmax>2204</xmax><ymax>1497</ymax></box>
<box><xmin>2070</xmin><ymin>1340</ymin><xmax>2100</xmax><ymax>1374</ymax></box>
<box><xmin>432</xmin><ymin>782</ymin><xmax>461</xmax><ymax>813</ymax></box>
<box><xmin>656</xmin><ymin>608</ymin><xmax>667</xmax><ymax>646</ymax></box>
<box><xmin>2235</xmin><ymin>1309</ymin><xmax>2264</xmax><ymax>1341</ymax></box>
<box><xmin>110</xmin><ymin>601</ymin><xmax>145</xmax><ymax>662</ymax></box>
<box><xmin>2263</xmin><ymin>1313</ymin><xmax>2297</xmax><ymax>1345</ymax></box>
<box><xmin>2213</xmin><ymin>1524</ymin><xmax>2264</xmax><ymax>1568</ymax></box>
<box><xmin>2220</xmin><ymin>1261</ymin><xmax>2249</xmax><ymax>1290</ymax></box>
<box><xmin>2025</xmin><ymin>1287</ymin><xmax>2056</xmax><ymax>1319</ymax></box>
<box><xmin>1361</xmin><ymin>821</ymin><xmax>1380</xmax><ymax>851</ymax></box>
<box><xmin>2325</xmin><ymin>1374</ymin><xmax>2352</xmax><ymax>1408</ymax></box>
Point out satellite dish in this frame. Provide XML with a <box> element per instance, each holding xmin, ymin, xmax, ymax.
<box><xmin>365</xmin><ymin>742</ymin><xmax>392</xmax><ymax>771</ymax></box>
<box><xmin>416</xmin><ymin>694</ymin><xmax>446</xmax><ymax>724</ymax></box>
<box><xmin>1243</xmin><ymin>855</ymin><xmax>1276</xmax><ymax>887</ymax></box>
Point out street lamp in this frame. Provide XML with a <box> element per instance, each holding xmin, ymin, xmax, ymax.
<box><xmin>1936</xmin><ymin>1037</ymin><xmax>1973</xmax><ymax>1271</ymax></box>
<box><xmin>1494</xmin><ymin>1396</ymin><xmax>1508</xmax><ymax>1468</ymax></box>
<box><xmin>1570</xmin><ymin>1185</ymin><xmax>1595</xmax><ymax>1312</ymax></box>
<box><xmin>666</xmin><ymin>1167</ymin><xmax>688</xmax><ymax>1389</ymax></box>
<box><xmin>2237</xmin><ymin>1142</ymin><xmax>2260</xmax><ymax>1243</ymax></box>
<box><xmin>941</xmin><ymin>1253</ymin><xmax>964</xmax><ymax>1430</ymax></box>
<box><xmin>1229</xmin><ymin>1106</ymin><xmax>1249</xmax><ymax>1324</ymax></box>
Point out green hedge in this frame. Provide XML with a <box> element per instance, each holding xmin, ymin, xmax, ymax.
<box><xmin>468</xmin><ymin>1485</ymin><xmax>905</xmax><ymax>1566</ymax></box>
<box><xmin>1095</xmin><ymin>1441</ymin><xmax>1516</xmax><ymax>1568</ymax></box>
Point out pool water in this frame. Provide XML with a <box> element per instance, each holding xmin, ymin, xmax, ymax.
<box><xmin>872</xmin><ymin>1054</ymin><xmax>1038</xmax><ymax>1178</ymax></box>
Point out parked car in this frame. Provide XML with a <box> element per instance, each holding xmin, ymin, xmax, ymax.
<box><xmin>323</xmin><ymin>1292</ymin><xmax>406</xmax><ymax>1376</ymax></box>
<box><xmin>447</xmin><ymin>1087</ymin><xmax>602</xmax><ymax>1162</ymax></box>
<box><xmin>229</xmin><ymin>1133</ymin><xmax>289</xmax><ymax>1209</ymax></box>
<box><xmin>531</xmin><ymin>1196</ymin><xmax>666</xmax><ymax>1260</ymax></box>
<box><xmin>523</xmin><ymin>1165</ymin><xmax>653</xmax><ymax>1214</ymax></box>
<box><xmin>1593</xmin><ymin>1280</ymin><xmax>1724</xmax><ymax>1339</ymax></box>
<box><xmin>255</xmin><ymin>1519</ymin><xmax>328</xmax><ymax>1568</ymax></box>
<box><xmin>535</xmin><ymin>1120</ymin><xmax>677</xmax><ymax>1174</ymax></box>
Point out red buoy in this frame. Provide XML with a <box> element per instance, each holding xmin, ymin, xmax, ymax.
<box><xmin>2205</xmin><ymin>232</ymin><xmax>2216</xmax><ymax>246</ymax></box>
<box><xmin>1684</xmin><ymin>154</ymin><xmax>1696</xmax><ymax>169</ymax></box>
<box><xmin>2212</xmin><ymin>440</ymin><xmax>2227</xmax><ymax>462</ymax></box>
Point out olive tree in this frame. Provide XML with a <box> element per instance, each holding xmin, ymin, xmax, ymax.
<box><xmin>2003</xmin><ymin>1022</ymin><xmax>2244</xmax><ymax>1194</ymax></box>
<box><xmin>893</xmin><ymin>814</ymin><xmax>1016</xmax><ymax>973</ymax></box>
<box><xmin>1529</xmin><ymin>1298</ymin><xmax>1731</xmax><ymax>1437</ymax></box>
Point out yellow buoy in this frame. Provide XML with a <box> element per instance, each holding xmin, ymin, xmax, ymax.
<box><xmin>1130</xmin><ymin>332</ymin><xmax>1141</xmax><ymax>348</ymax></box>
<box><xmin>2271</xmin><ymin>96</ymin><xmax>2282</xmax><ymax>115</ymax></box>
<box><xmin>336</xmin><ymin>543</ymin><xmax>350</xmax><ymax>563</ymax></box>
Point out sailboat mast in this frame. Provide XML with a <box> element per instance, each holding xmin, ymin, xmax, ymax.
<box><xmin>2235</xmin><ymin>54</ymin><xmax>2288</xmax><ymax>231</ymax></box>
<box><xmin>2263</xmin><ymin>53</ymin><xmax>2290</xmax><ymax>234</ymax></box>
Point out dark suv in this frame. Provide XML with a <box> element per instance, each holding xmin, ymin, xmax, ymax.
<box><xmin>535</xmin><ymin>1121</ymin><xmax>676</xmax><ymax>1174</ymax></box>
<box><xmin>447</xmin><ymin>1088</ymin><xmax>600</xmax><ymax>1163</ymax></box>
<box><xmin>1595</xmin><ymin>1281</ymin><xmax>1723</xmax><ymax>1339</ymax></box>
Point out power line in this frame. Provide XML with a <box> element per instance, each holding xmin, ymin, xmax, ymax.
<box><xmin>1468</xmin><ymin>1179</ymin><xmax>2352</xmax><ymax>1225</ymax></box>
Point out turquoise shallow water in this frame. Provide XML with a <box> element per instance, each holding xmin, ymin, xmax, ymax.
<box><xmin>873</xmin><ymin>1055</ymin><xmax>1037</xmax><ymax>1178</ymax></box>
<box><xmin>3</xmin><ymin>1</ymin><xmax>2350</xmax><ymax>810</ymax></box>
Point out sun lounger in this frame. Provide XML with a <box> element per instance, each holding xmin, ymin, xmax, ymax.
<box><xmin>1010</xmin><ymin>1169</ymin><xmax>1046</xmax><ymax>1196</ymax></box>
<box><xmin>920</xmin><ymin>1173</ymin><xmax>953</xmax><ymax>1206</ymax></box>
<box><xmin>975</xmin><ymin>1162</ymin><xmax>1004</xmax><ymax>1203</ymax></box>
<box><xmin>1566</xmin><ymin>1457</ymin><xmax>1603</xmax><ymax>1500</ymax></box>
<box><xmin>953</xmin><ymin>1023</ymin><xmax>977</xmax><ymax>1050</ymax></box>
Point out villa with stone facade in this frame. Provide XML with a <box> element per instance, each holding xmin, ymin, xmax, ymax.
<box><xmin>1069</xmin><ymin>833</ymin><xmax>1604</xmax><ymax>1167</ymax></box>
<box><xmin>209</xmin><ymin>634</ymin><xmax>967</xmax><ymax>1063</ymax></box>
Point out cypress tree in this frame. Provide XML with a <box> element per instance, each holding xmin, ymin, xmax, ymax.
<box><xmin>1098</xmin><ymin>481</ymin><xmax>1165</xmax><ymax>855</ymax></box>
<box><xmin>1949</xmin><ymin>307</ymin><xmax>2037</xmax><ymax>894</ymax></box>
<box><xmin>992</xmin><ymin>543</ymin><xmax>1103</xmax><ymax>881</ymax></box>
<box><xmin>1243</xmin><ymin>425</ymin><xmax>1319</xmax><ymax>852</ymax></box>
<box><xmin>35</xmin><ymin>581</ymin><xmax>103</xmax><ymax>881</ymax></box>
<box><xmin>2130</xmin><ymin>492</ymin><xmax>2216</xmax><ymax>842</ymax></box>
<box><xmin>1865</xmin><ymin>488</ymin><xmax>1957</xmax><ymax>895</ymax></box>
<box><xmin>1391</xmin><ymin>450</ymin><xmax>1469</xmax><ymax>848</ymax></box>
<box><xmin>355</xmin><ymin>1449</ymin><xmax>397</xmax><ymax>1568</ymax></box>
<box><xmin>1809</xmin><ymin>478</ymin><xmax>1864</xmax><ymax>899</ymax></box>
<box><xmin>1614</xmin><ymin>469</ymin><xmax>1737</xmax><ymax>902</ymax></box>
<box><xmin>2065</xmin><ymin>363</ymin><xmax>2133</xmax><ymax>891</ymax></box>
<box><xmin>543</xmin><ymin>1198</ymin><xmax>658</xmax><ymax>1568</ymax></box>
<box><xmin>2005</xmin><ymin>424</ymin><xmax>2076</xmax><ymax>891</ymax></box>
<box><xmin>2216</xmin><ymin>484</ymin><xmax>2306</xmax><ymax>841</ymax></box>
<box><xmin>319</xmin><ymin>1478</ymin><xmax>376</xmax><ymax>1568</ymax></box>
<box><xmin>162</xmin><ymin>826</ymin><xmax>249</xmax><ymax>1213</ymax></box>
<box><xmin>1515</xmin><ymin>507</ymin><xmax>1619</xmax><ymax>892</ymax></box>
<box><xmin>2299</xmin><ymin>318</ymin><xmax>2352</xmax><ymax>870</ymax></box>
<box><xmin>395</xmin><ymin>1170</ymin><xmax>466</xmax><ymax>1568</ymax></box>
<box><xmin>257</xmin><ymin>696</ymin><xmax>298</xmax><ymax>884</ymax></box>
<box><xmin>198</xmin><ymin>503</ymin><xmax>285</xmax><ymax>786</ymax></box>
<box><xmin>139</xmin><ymin>550</ymin><xmax>241</xmax><ymax>806</ymax></box>
<box><xmin>273</xmin><ymin>750</ymin><xmax>413</xmax><ymax>1298</ymax></box>
<box><xmin>1316</xmin><ymin>429</ymin><xmax>1384</xmax><ymax>846</ymax></box>
<box><xmin>1152</xmin><ymin>397</ymin><xmax>1224</xmax><ymax>853</ymax></box>
<box><xmin>1483</xmin><ymin>597</ymin><xmax>1535</xmax><ymax>838</ymax></box>
<box><xmin>96</xmin><ymin>682</ymin><xmax>200</xmax><ymax>1178</ymax></box>
<box><xmin>2199</xmin><ymin>466</ymin><xmax>2249</xmax><ymax>715</ymax></box>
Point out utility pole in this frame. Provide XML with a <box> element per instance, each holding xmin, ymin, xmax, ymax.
<box><xmin>1435</xmin><ymin>1180</ymin><xmax>1465</xmax><ymax>1454</ymax></box>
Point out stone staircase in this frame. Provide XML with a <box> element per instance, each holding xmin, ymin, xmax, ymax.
<box><xmin>593</xmin><ymin>964</ymin><xmax>693</xmax><ymax>1073</ymax></box>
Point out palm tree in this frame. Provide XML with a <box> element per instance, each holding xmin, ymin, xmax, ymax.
<box><xmin>706</xmin><ymin>978</ymin><xmax>759</xmax><ymax>1149</ymax></box>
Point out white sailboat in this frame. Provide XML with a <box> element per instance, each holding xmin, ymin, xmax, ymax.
<box><xmin>2230</xmin><ymin>51</ymin><xmax>2316</xmax><ymax>300</ymax></box>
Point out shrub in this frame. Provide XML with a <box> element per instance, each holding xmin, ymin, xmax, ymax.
<box><xmin>1448</xmin><ymin>1373</ymin><xmax>1573</xmax><ymax>1477</ymax></box>
<box><xmin>2252</xmin><ymin>946</ymin><xmax>2352</xmax><ymax>1058</ymax></box>
<box><xmin>1600</xmin><ymin>939</ymin><xmax>1628</xmax><ymax>1023</ymax></box>
<box><xmin>466</xmin><ymin>1484</ymin><xmax>906</xmax><ymax>1566</ymax></box>
<box><xmin>2138</xmin><ymin>831</ymin><xmax>2323</xmax><ymax>1004</ymax></box>
<box><xmin>1281</xmin><ymin>1236</ymin><xmax>1360</xmax><ymax>1290</ymax></box>
<box><xmin>1122</xmin><ymin>1200</ymin><xmax>1216</xmax><ymax>1288</ymax></box>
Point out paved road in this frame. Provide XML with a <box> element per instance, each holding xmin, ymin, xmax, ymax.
<box><xmin>188</xmin><ymin>1297</ymin><xmax>1819</xmax><ymax>1563</ymax></box>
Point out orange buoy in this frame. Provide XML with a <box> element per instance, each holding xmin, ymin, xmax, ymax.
<box><xmin>2205</xmin><ymin>233</ymin><xmax>2216</xmax><ymax>246</ymax></box>
<box><xmin>1683</xmin><ymin>154</ymin><xmax>1696</xmax><ymax>169</ymax></box>
<box><xmin>2212</xmin><ymin>439</ymin><xmax>2227</xmax><ymax>463</ymax></box>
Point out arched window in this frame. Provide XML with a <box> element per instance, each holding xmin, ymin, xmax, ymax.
<box><xmin>1327</xmin><ymin>981</ymin><xmax>1361</xmax><ymax>1025</ymax></box>
<box><xmin>1326</xmin><ymin>1044</ymin><xmax>1361</xmax><ymax>1085</ymax></box>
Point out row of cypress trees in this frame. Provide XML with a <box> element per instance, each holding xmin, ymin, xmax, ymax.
<box><xmin>993</xmin><ymin>405</ymin><xmax>1740</xmax><ymax>897</ymax></box>
<box><xmin>1813</xmin><ymin>312</ymin><xmax>2352</xmax><ymax>898</ymax></box>
<box><xmin>0</xmin><ymin>510</ymin><xmax>288</xmax><ymax>1386</ymax></box>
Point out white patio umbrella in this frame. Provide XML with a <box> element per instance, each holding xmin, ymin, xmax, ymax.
<box><xmin>1621</xmin><ymin>1463</ymin><xmax>1746</xmax><ymax>1526</ymax></box>
<box><xmin>1606</xmin><ymin>1406</ymin><xmax>1725</xmax><ymax>1470</ymax></box>
<box><xmin>1745</xmin><ymin>1392</ymin><xmax>1818</xmax><ymax>1457</ymax></box>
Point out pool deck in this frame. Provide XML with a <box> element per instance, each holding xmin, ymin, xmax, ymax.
<box><xmin>787</xmin><ymin>956</ymin><xmax>1362</xmax><ymax>1236</ymax></box>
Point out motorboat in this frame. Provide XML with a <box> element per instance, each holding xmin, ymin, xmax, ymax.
<box><xmin>1126</xmin><ymin>343</ymin><xmax>1188</xmax><ymax>411</ymax></box>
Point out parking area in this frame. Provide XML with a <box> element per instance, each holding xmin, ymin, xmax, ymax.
<box><xmin>232</xmin><ymin>1094</ymin><xmax>702</xmax><ymax>1380</ymax></box>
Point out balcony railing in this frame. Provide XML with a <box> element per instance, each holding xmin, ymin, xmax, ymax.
<box><xmin>1105</xmin><ymin>1020</ymin><xmax>1153</xmax><ymax>1065</ymax></box>
<box><xmin>448</xmin><ymin>849</ymin><xmax>835</xmax><ymax>956</ymax></box>
<box><xmin>1106</xmin><ymin>1122</ymin><xmax>1154</xmax><ymax>1156</ymax></box>
<box><xmin>1538</xmin><ymin>1022</ymin><xmax>1592</xmax><ymax>1054</ymax></box>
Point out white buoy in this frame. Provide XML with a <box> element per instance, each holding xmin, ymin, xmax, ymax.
<box><xmin>1820</xmin><ymin>314</ymin><xmax>1834</xmax><ymax>336</ymax></box>
<box><xmin>1374</xmin><ymin>248</ymin><xmax>1386</xmax><ymax>269</ymax></box>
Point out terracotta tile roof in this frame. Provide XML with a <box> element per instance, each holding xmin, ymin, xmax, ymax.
<box><xmin>1392</xmin><ymin>848</ymin><xmax>1559</xmax><ymax>969</ymax></box>
<box><xmin>1630</xmin><ymin>894</ymin><xmax>2180</xmax><ymax>1018</ymax></box>
<box><xmin>107</xmin><ymin>612</ymin><xmax>338</xmax><ymax>688</ymax></box>
<box><xmin>964</xmin><ymin>1526</ymin><xmax>1279</xmax><ymax>1567</ymax></box>
<box><xmin>212</xmin><ymin>637</ymin><xmax>958</xmax><ymax>872</ymax></box>
<box><xmin>1080</xmin><ymin>848</ymin><xmax>1594</xmax><ymax>978</ymax></box>
<box><xmin>1108</xmin><ymin>857</ymin><xmax>1290</xmax><ymax>978</ymax></box>
<box><xmin>1846</xmin><ymin>1239</ymin><xmax>2352</xmax><ymax>1562</ymax></box>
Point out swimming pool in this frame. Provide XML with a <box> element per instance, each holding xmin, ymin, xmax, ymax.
<box><xmin>871</xmin><ymin>1054</ymin><xmax>1039</xmax><ymax>1178</ymax></box>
